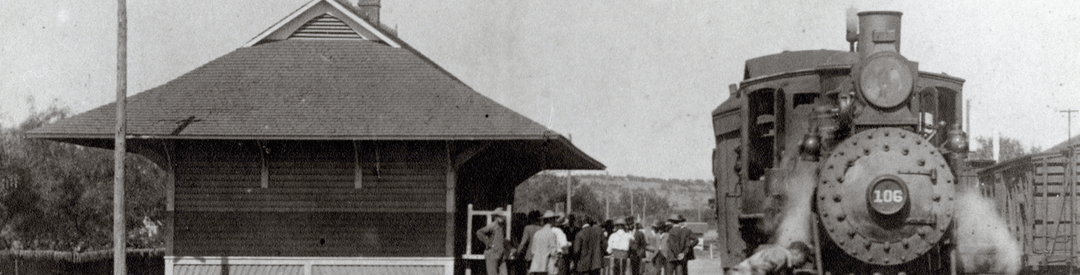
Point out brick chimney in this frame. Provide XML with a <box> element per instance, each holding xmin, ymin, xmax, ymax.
<box><xmin>352</xmin><ymin>0</ymin><xmax>380</xmax><ymax>26</ymax></box>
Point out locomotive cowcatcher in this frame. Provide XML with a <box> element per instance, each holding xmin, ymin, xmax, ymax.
<box><xmin>712</xmin><ymin>11</ymin><xmax>970</xmax><ymax>275</ymax></box>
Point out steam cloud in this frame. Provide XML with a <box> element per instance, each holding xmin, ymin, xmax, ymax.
<box><xmin>774</xmin><ymin>160</ymin><xmax>817</xmax><ymax>247</ymax></box>
<box><xmin>727</xmin><ymin>160</ymin><xmax>816</xmax><ymax>275</ymax></box>
<box><xmin>955</xmin><ymin>189</ymin><xmax>1021</xmax><ymax>275</ymax></box>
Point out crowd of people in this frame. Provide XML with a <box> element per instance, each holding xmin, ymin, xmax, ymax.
<box><xmin>476</xmin><ymin>210</ymin><xmax>700</xmax><ymax>275</ymax></box>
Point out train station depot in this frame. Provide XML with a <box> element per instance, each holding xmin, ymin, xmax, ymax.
<box><xmin>26</xmin><ymin>0</ymin><xmax>604</xmax><ymax>274</ymax></box>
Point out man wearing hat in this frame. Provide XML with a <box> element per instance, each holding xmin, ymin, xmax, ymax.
<box><xmin>643</xmin><ymin>221</ymin><xmax>666</xmax><ymax>275</ymax></box>
<box><xmin>477</xmin><ymin>208</ymin><xmax>510</xmax><ymax>275</ymax></box>
<box><xmin>573</xmin><ymin>215</ymin><xmax>606</xmax><ymax>275</ymax></box>
<box><xmin>516</xmin><ymin>210</ymin><xmax>543</xmax><ymax>274</ymax></box>
<box><xmin>665</xmin><ymin>214</ymin><xmax>697</xmax><ymax>275</ymax></box>
<box><xmin>528</xmin><ymin>210</ymin><xmax>560</xmax><ymax>275</ymax></box>
<box><xmin>627</xmin><ymin>217</ymin><xmax>647</xmax><ymax>275</ymax></box>
<box><xmin>607</xmin><ymin>218</ymin><xmax>632</xmax><ymax>275</ymax></box>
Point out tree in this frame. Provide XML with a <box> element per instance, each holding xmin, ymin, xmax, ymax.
<box><xmin>0</xmin><ymin>106</ymin><xmax>166</xmax><ymax>251</ymax></box>
<box><xmin>609</xmin><ymin>188</ymin><xmax>673</xmax><ymax>224</ymax></box>
<box><xmin>514</xmin><ymin>173</ymin><xmax>606</xmax><ymax>222</ymax></box>
<box><xmin>970</xmin><ymin>136</ymin><xmax>1042</xmax><ymax>161</ymax></box>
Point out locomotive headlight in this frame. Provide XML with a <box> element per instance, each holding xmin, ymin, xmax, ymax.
<box><xmin>856</xmin><ymin>52</ymin><xmax>915</xmax><ymax>109</ymax></box>
<box><xmin>866</xmin><ymin>175</ymin><xmax>909</xmax><ymax>216</ymax></box>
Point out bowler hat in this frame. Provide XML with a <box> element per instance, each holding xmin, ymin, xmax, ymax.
<box><xmin>667</xmin><ymin>214</ymin><xmax>686</xmax><ymax>223</ymax></box>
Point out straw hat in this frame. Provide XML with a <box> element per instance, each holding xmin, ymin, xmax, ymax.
<box><xmin>541</xmin><ymin>210</ymin><xmax>558</xmax><ymax>219</ymax></box>
<box><xmin>652</xmin><ymin>221</ymin><xmax>665</xmax><ymax>229</ymax></box>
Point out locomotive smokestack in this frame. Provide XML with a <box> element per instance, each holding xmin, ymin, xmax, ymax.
<box><xmin>856</xmin><ymin>11</ymin><xmax>902</xmax><ymax>57</ymax></box>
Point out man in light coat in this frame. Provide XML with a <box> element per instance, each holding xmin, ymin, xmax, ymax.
<box><xmin>643</xmin><ymin>221</ymin><xmax>665</xmax><ymax>275</ymax></box>
<box><xmin>656</xmin><ymin>221</ymin><xmax>673</xmax><ymax>275</ymax></box>
<box><xmin>516</xmin><ymin>211</ymin><xmax>543</xmax><ymax>275</ymax></box>
<box><xmin>529</xmin><ymin>211</ymin><xmax>560</xmax><ymax>274</ymax></box>
<box><xmin>608</xmin><ymin>218</ymin><xmax>633</xmax><ymax>275</ymax></box>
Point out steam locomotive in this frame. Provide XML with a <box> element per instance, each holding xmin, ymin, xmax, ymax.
<box><xmin>712</xmin><ymin>11</ymin><xmax>970</xmax><ymax>275</ymax></box>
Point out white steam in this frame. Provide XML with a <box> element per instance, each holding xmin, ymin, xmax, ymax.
<box><xmin>774</xmin><ymin>160</ymin><xmax>817</xmax><ymax>247</ymax></box>
<box><xmin>727</xmin><ymin>160</ymin><xmax>817</xmax><ymax>275</ymax></box>
<box><xmin>955</xmin><ymin>189</ymin><xmax>1021</xmax><ymax>275</ymax></box>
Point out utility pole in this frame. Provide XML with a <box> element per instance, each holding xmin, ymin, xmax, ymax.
<box><xmin>1064</xmin><ymin>109</ymin><xmax>1077</xmax><ymax>274</ymax></box>
<box><xmin>114</xmin><ymin>0</ymin><xmax>128</xmax><ymax>274</ymax></box>
<box><xmin>566</xmin><ymin>170</ymin><xmax>571</xmax><ymax>215</ymax></box>
<box><xmin>966</xmin><ymin>100</ymin><xmax>971</xmax><ymax>134</ymax></box>
<box><xmin>642</xmin><ymin>194</ymin><xmax>647</xmax><ymax>223</ymax></box>
<box><xmin>566</xmin><ymin>135</ymin><xmax>573</xmax><ymax>216</ymax></box>
<box><xmin>697</xmin><ymin>194</ymin><xmax>702</xmax><ymax>222</ymax></box>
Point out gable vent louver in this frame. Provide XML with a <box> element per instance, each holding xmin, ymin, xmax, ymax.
<box><xmin>289</xmin><ymin>13</ymin><xmax>363</xmax><ymax>40</ymax></box>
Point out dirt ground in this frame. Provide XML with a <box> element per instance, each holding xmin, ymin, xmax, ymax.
<box><xmin>688</xmin><ymin>252</ymin><xmax>725</xmax><ymax>274</ymax></box>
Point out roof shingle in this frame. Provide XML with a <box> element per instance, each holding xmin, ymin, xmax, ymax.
<box><xmin>29</xmin><ymin>40</ymin><xmax>553</xmax><ymax>141</ymax></box>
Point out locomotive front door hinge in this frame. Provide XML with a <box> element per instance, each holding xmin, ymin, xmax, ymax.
<box><xmin>904</xmin><ymin>216</ymin><xmax>936</xmax><ymax>226</ymax></box>
<box><xmin>898</xmin><ymin>168</ymin><xmax>938</xmax><ymax>184</ymax></box>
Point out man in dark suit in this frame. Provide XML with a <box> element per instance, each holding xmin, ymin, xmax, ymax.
<box><xmin>666</xmin><ymin>214</ymin><xmax>697</xmax><ymax>275</ymax></box>
<box><xmin>627</xmin><ymin>217</ymin><xmax>648</xmax><ymax>275</ymax></box>
<box><xmin>573</xmin><ymin>216</ymin><xmax>607</xmax><ymax>275</ymax></box>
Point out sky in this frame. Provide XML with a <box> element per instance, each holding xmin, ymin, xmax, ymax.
<box><xmin>2</xmin><ymin>0</ymin><xmax>1079</xmax><ymax>180</ymax></box>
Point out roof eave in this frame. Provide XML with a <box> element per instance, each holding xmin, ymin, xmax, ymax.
<box><xmin>550</xmin><ymin>135</ymin><xmax>605</xmax><ymax>170</ymax></box>
<box><xmin>26</xmin><ymin>133</ymin><xmax>562</xmax><ymax>141</ymax></box>
<box><xmin>27</xmin><ymin>133</ymin><xmax>605</xmax><ymax>171</ymax></box>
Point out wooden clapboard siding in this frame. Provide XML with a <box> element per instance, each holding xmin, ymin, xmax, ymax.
<box><xmin>267</xmin><ymin>140</ymin><xmax>353</xmax><ymax>189</ymax></box>
<box><xmin>176</xmin><ymin>161</ymin><xmax>261</xmax><ymax>188</ymax></box>
<box><xmin>174</xmin><ymin>212</ymin><xmax>446</xmax><ymax>257</ymax></box>
<box><xmin>174</xmin><ymin>140</ymin><xmax>447</xmax><ymax>212</ymax></box>
<box><xmin>171</xmin><ymin>140</ymin><xmax>453</xmax><ymax>258</ymax></box>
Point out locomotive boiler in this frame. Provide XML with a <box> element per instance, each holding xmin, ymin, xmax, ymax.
<box><xmin>712</xmin><ymin>11</ymin><xmax>969</xmax><ymax>275</ymax></box>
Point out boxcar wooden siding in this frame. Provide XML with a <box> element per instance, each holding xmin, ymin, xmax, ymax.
<box><xmin>174</xmin><ymin>212</ymin><xmax>446</xmax><ymax>256</ymax></box>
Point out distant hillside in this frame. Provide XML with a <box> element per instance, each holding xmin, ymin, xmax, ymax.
<box><xmin>567</xmin><ymin>173</ymin><xmax>714</xmax><ymax>210</ymax></box>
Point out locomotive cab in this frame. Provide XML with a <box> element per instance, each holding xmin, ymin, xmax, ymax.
<box><xmin>712</xmin><ymin>11</ymin><xmax>968</xmax><ymax>275</ymax></box>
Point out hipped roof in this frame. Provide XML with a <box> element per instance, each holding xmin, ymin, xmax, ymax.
<box><xmin>27</xmin><ymin>0</ymin><xmax>603</xmax><ymax>170</ymax></box>
<box><xmin>29</xmin><ymin>40</ymin><xmax>556</xmax><ymax>140</ymax></box>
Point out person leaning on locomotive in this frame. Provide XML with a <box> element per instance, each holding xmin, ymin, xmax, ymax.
<box><xmin>726</xmin><ymin>241</ymin><xmax>811</xmax><ymax>275</ymax></box>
